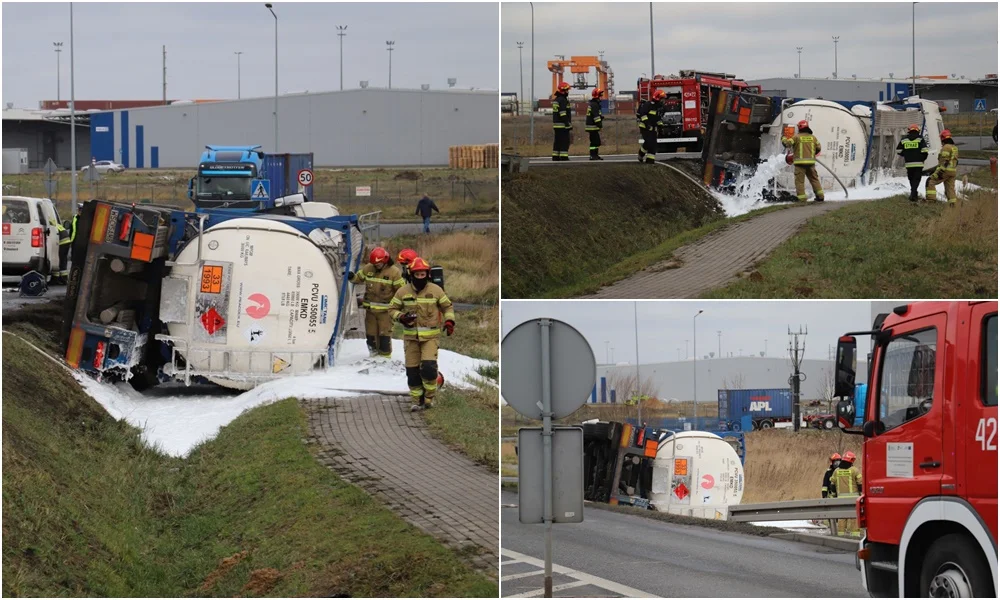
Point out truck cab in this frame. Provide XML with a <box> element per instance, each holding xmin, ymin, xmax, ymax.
<box><xmin>188</xmin><ymin>145</ymin><xmax>265</xmax><ymax>210</ymax></box>
<box><xmin>834</xmin><ymin>301</ymin><xmax>997</xmax><ymax>597</ymax></box>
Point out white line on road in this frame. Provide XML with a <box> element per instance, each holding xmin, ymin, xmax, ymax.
<box><xmin>501</xmin><ymin>548</ymin><xmax>656</xmax><ymax>598</ymax></box>
<box><xmin>500</xmin><ymin>569</ymin><xmax>546</xmax><ymax>582</ymax></box>
<box><xmin>507</xmin><ymin>580</ymin><xmax>590</xmax><ymax>598</ymax></box>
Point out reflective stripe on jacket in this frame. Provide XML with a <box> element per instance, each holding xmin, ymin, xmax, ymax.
<box><xmin>350</xmin><ymin>263</ymin><xmax>404</xmax><ymax>310</ymax></box>
<box><xmin>389</xmin><ymin>282</ymin><xmax>455</xmax><ymax>341</ymax></box>
<box><xmin>552</xmin><ymin>95</ymin><xmax>572</xmax><ymax>129</ymax></box>
<box><xmin>782</xmin><ymin>133</ymin><xmax>821</xmax><ymax>165</ymax></box>
<box><xmin>832</xmin><ymin>466</ymin><xmax>862</xmax><ymax>497</ymax></box>
<box><xmin>937</xmin><ymin>143</ymin><xmax>958</xmax><ymax>172</ymax></box>
<box><xmin>896</xmin><ymin>134</ymin><xmax>929</xmax><ymax>168</ymax></box>
<box><xmin>637</xmin><ymin>99</ymin><xmax>662</xmax><ymax>130</ymax></box>
<box><xmin>585</xmin><ymin>99</ymin><xmax>603</xmax><ymax>131</ymax></box>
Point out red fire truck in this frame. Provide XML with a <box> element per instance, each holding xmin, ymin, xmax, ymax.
<box><xmin>834</xmin><ymin>301</ymin><xmax>997</xmax><ymax>597</ymax></box>
<box><xmin>635</xmin><ymin>70</ymin><xmax>762</xmax><ymax>152</ymax></box>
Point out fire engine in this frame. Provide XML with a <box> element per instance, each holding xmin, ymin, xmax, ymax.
<box><xmin>635</xmin><ymin>70</ymin><xmax>761</xmax><ymax>152</ymax></box>
<box><xmin>834</xmin><ymin>301</ymin><xmax>997</xmax><ymax>597</ymax></box>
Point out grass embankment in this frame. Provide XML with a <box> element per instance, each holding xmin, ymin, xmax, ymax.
<box><xmin>707</xmin><ymin>186</ymin><xmax>998</xmax><ymax>299</ymax></box>
<box><xmin>2</xmin><ymin>332</ymin><xmax>496</xmax><ymax>597</ymax></box>
<box><xmin>2</xmin><ymin>167</ymin><xmax>497</xmax><ymax>222</ymax></box>
<box><xmin>384</xmin><ymin>230</ymin><xmax>499</xmax><ymax>305</ymax></box>
<box><xmin>743</xmin><ymin>429</ymin><xmax>862</xmax><ymax>504</ymax></box>
<box><xmin>502</xmin><ymin>163</ymin><xmax>726</xmax><ymax>298</ymax></box>
<box><xmin>503</xmin><ymin>114</ymin><xmax>677</xmax><ymax>157</ymax></box>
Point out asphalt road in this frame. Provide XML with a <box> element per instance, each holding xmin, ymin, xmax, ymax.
<box><xmin>2</xmin><ymin>282</ymin><xmax>66</xmax><ymax>311</ymax></box>
<box><xmin>378</xmin><ymin>220</ymin><xmax>497</xmax><ymax>237</ymax></box>
<box><xmin>952</xmin><ymin>135</ymin><xmax>997</xmax><ymax>152</ymax></box>
<box><xmin>501</xmin><ymin>492</ymin><xmax>866</xmax><ymax>598</ymax></box>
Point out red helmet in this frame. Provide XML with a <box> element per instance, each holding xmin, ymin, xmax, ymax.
<box><xmin>797</xmin><ymin>120</ymin><xmax>809</xmax><ymax>131</ymax></box>
<box><xmin>940</xmin><ymin>129</ymin><xmax>952</xmax><ymax>140</ymax></box>
<box><xmin>843</xmin><ymin>451</ymin><xmax>857</xmax><ymax>463</ymax></box>
<box><xmin>557</xmin><ymin>82</ymin><xmax>571</xmax><ymax>94</ymax></box>
<box><xmin>397</xmin><ymin>248</ymin><xmax>417</xmax><ymax>266</ymax></box>
<box><xmin>592</xmin><ymin>88</ymin><xmax>605</xmax><ymax>99</ymax></box>
<box><xmin>830</xmin><ymin>453</ymin><xmax>842</xmax><ymax>462</ymax></box>
<box><xmin>369</xmin><ymin>247</ymin><xmax>389</xmax><ymax>266</ymax></box>
<box><xmin>652</xmin><ymin>89</ymin><xmax>667</xmax><ymax>101</ymax></box>
<box><xmin>908</xmin><ymin>124</ymin><xmax>921</xmax><ymax>132</ymax></box>
<box><xmin>409</xmin><ymin>257</ymin><xmax>431</xmax><ymax>274</ymax></box>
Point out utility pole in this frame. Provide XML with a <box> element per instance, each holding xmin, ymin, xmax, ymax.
<box><xmin>788</xmin><ymin>326</ymin><xmax>808</xmax><ymax>432</ymax></box>
<box><xmin>693</xmin><ymin>310</ymin><xmax>703</xmax><ymax>425</ymax></box>
<box><xmin>832</xmin><ymin>36</ymin><xmax>840</xmax><ymax>79</ymax></box>
<box><xmin>234</xmin><ymin>51</ymin><xmax>243</xmax><ymax>99</ymax></box>
<box><xmin>69</xmin><ymin>3</ymin><xmax>76</xmax><ymax>215</ymax></box>
<box><xmin>796</xmin><ymin>46</ymin><xmax>802</xmax><ymax>79</ymax></box>
<box><xmin>717</xmin><ymin>330</ymin><xmax>722</xmax><ymax>359</ymax></box>
<box><xmin>529</xmin><ymin>2</ymin><xmax>535</xmax><ymax>145</ymax></box>
<box><xmin>162</xmin><ymin>45</ymin><xmax>167</xmax><ymax>105</ymax></box>
<box><xmin>54</xmin><ymin>42</ymin><xmax>63</xmax><ymax>102</ymax></box>
<box><xmin>517</xmin><ymin>42</ymin><xmax>525</xmax><ymax>115</ymax></box>
<box><xmin>649</xmin><ymin>3</ymin><xmax>655</xmax><ymax>77</ymax></box>
<box><xmin>265</xmin><ymin>3</ymin><xmax>278</xmax><ymax>153</ymax></box>
<box><xmin>911</xmin><ymin>3</ymin><xmax>917</xmax><ymax>96</ymax></box>
<box><xmin>634</xmin><ymin>302</ymin><xmax>642</xmax><ymax>425</ymax></box>
<box><xmin>337</xmin><ymin>26</ymin><xmax>347</xmax><ymax>91</ymax></box>
<box><xmin>386</xmin><ymin>40</ymin><xmax>395</xmax><ymax>89</ymax></box>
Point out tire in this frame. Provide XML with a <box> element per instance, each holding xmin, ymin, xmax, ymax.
<box><xmin>731</xmin><ymin>422</ymin><xmax>742</xmax><ymax>432</ymax></box>
<box><xmin>919</xmin><ymin>533</ymin><xmax>994</xmax><ymax>598</ymax></box>
<box><xmin>759</xmin><ymin>420</ymin><xmax>774</xmax><ymax>429</ymax></box>
<box><xmin>823</xmin><ymin>418</ymin><xmax>835</xmax><ymax>430</ymax></box>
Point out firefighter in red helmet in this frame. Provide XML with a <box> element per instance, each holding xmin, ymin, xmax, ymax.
<box><xmin>637</xmin><ymin>89</ymin><xmax>666</xmax><ymax>164</ymax></box>
<box><xmin>896</xmin><ymin>123</ymin><xmax>929</xmax><ymax>202</ymax></box>
<box><xmin>822</xmin><ymin>453</ymin><xmax>842</xmax><ymax>498</ymax></box>
<box><xmin>782</xmin><ymin>119</ymin><xmax>825</xmax><ymax>202</ymax></box>
<box><xmin>348</xmin><ymin>247</ymin><xmax>405</xmax><ymax>358</ymax></box>
<box><xmin>552</xmin><ymin>81</ymin><xmax>573</xmax><ymax>161</ymax></box>
<box><xmin>390</xmin><ymin>257</ymin><xmax>455</xmax><ymax>411</ymax></box>
<box><xmin>586</xmin><ymin>88</ymin><xmax>605</xmax><ymax>160</ymax></box>
<box><xmin>397</xmin><ymin>248</ymin><xmax>417</xmax><ymax>282</ymax></box>
<box><xmin>925</xmin><ymin>129</ymin><xmax>959</xmax><ymax>204</ymax></box>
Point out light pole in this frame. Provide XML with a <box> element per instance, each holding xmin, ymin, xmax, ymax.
<box><xmin>516</xmin><ymin>42</ymin><xmax>525</xmax><ymax>115</ymax></box>
<box><xmin>386</xmin><ymin>41</ymin><xmax>395</xmax><ymax>89</ymax></box>
<box><xmin>832</xmin><ymin>36</ymin><xmax>840</xmax><ymax>78</ymax></box>
<box><xmin>234</xmin><ymin>51</ymin><xmax>243</xmax><ymax>99</ymax></box>
<box><xmin>53</xmin><ymin>42</ymin><xmax>63</xmax><ymax>102</ymax></box>
<box><xmin>337</xmin><ymin>26</ymin><xmax>347</xmax><ymax>91</ymax></box>
<box><xmin>649</xmin><ymin>3</ymin><xmax>655</xmax><ymax>77</ymax></box>
<box><xmin>69</xmin><ymin>4</ymin><xmax>76</xmax><ymax>215</ymax></box>
<box><xmin>693</xmin><ymin>310</ymin><xmax>703</xmax><ymax>425</ymax></box>
<box><xmin>634</xmin><ymin>302</ymin><xmax>642</xmax><ymax>425</ymax></box>
<box><xmin>911</xmin><ymin>3</ymin><xmax>917</xmax><ymax>96</ymax></box>
<box><xmin>265</xmin><ymin>3</ymin><xmax>278</xmax><ymax>152</ymax></box>
<box><xmin>717</xmin><ymin>330</ymin><xmax>722</xmax><ymax>359</ymax></box>
<box><xmin>796</xmin><ymin>46</ymin><xmax>802</xmax><ymax>79</ymax></box>
<box><xmin>529</xmin><ymin>2</ymin><xmax>535</xmax><ymax>145</ymax></box>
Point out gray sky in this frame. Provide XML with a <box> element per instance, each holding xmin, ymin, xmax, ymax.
<box><xmin>501</xmin><ymin>2</ymin><xmax>998</xmax><ymax>98</ymax></box>
<box><xmin>501</xmin><ymin>301</ymin><xmax>880</xmax><ymax>364</ymax></box>
<box><xmin>2</xmin><ymin>2</ymin><xmax>499</xmax><ymax>109</ymax></box>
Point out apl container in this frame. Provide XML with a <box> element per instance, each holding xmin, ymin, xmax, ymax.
<box><xmin>719</xmin><ymin>388</ymin><xmax>793</xmax><ymax>423</ymax></box>
<box><xmin>262</xmin><ymin>153</ymin><xmax>315</xmax><ymax>202</ymax></box>
<box><xmin>648</xmin><ymin>431</ymin><xmax>745</xmax><ymax>519</ymax></box>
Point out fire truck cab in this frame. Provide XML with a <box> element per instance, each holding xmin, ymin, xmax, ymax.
<box><xmin>834</xmin><ymin>301</ymin><xmax>997</xmax><ymax>598</ymax></box>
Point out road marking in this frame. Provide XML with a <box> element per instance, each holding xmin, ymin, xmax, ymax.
<box><xmin>501</xmin><ymin>548</ymin><xmax>656</xmax><ymax>598</ymax></box>
<box><xmin>500</xmin><ymin>569</ymin><xmax>546</xmax><ymax>582</ymax></box>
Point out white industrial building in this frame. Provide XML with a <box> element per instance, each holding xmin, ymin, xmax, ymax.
<box><xmin>87</xmin><ymin>88</ymin><xmax>498</xmax><ymax>169</ymax></box>
<box><xmin>750</xmin><ymin>76</ymin><xmax>997</xmax><ymax>112</ymax></box>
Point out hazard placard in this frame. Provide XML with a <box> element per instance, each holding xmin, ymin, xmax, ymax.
<box><xmin>297</xmin><ymin>169</ymin><xmax>313</xmax><ymax>187</ymax></box>
<box><xmin>200</xmin><ymin>265</ymin><xmax>224</xmax><ymax>293</ymax></box>
<box><xmin>200</xmin><ymin>307</ymin><xmax>226</xmax><ymax>335</ymax></box>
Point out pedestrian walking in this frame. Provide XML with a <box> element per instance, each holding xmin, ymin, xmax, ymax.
<box><xmin>415</xmin><ymin>194</ymin><xmax>439</xmax><ymax>233</ymax></box>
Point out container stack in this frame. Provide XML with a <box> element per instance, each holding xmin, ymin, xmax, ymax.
<box><xmin>449</xmin><ymin>144</ymin><xmax>499</xmax><ymax>169</ymax></box>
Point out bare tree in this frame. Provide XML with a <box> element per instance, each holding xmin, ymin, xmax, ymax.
<box><xmin>722</xmin><ymin>372</ymin><xmax>747</xmax><ymax>390</ymax></box>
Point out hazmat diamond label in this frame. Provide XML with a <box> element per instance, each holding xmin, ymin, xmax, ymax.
<box><xmin>200</xmin><ymin>307</ymin><xmax>226</xmax><ymax>335</ymax></box>
<box><xmin>674</xmin><ymin>482</ymin><xmax>689</xmax><ymax>501</ymax></box>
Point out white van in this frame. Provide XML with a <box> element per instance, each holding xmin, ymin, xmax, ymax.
<box><xmin>2</xmin><ymin>196</ymin><xmax>63</xmax><ymax>280</ymax></box>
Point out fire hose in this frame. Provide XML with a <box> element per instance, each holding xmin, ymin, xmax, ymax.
<box><xmin>815</xmin><ymin>158</ymin><xmax>849</xmax><ymax>198</ymax></box>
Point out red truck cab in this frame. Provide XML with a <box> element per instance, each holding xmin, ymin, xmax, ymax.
<box><xmin>834</xmin><ymin>301</ymin><xmax>997</xmax><ymax>597</ymax></box>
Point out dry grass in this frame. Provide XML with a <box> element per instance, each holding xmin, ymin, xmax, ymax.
<box><xmin>924</xmin><ymin>188</ymin><xmax>998</xmax><ymax>252</ymax></box>
<box><xmin>386</xmin><ymin>230</ymin><xmax>499</xmax><ymax>305</ymax></box>
<box><xmin>743</xmin><ymin>429</ymin><xmax>862</xmax><ymax>504</ymax></box>
<box><xmin>501</xmin><ymin>441</ymin><xmax>517</xmax><ymax>465</ymax></box>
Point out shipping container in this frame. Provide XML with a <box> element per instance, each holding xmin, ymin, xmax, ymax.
<box><xmin>2</xmin><ymin>148</ymin><xmax>29</xmax><ymax>174</ymax></box>
<box><xmin>262</xmin><ymin>153</ymin><xmax>314</xmax><ymax>202</ymax></box>
<box><xmin>717</xmin><ymin>388</ymin><xmax>793</xmax><ymax>430</ymax></box>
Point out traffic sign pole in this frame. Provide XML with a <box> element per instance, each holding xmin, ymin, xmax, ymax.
<box><xmin>540</xmin><ymin>318</ymin><xmax>554</xmax><ymax>598</ymax></box>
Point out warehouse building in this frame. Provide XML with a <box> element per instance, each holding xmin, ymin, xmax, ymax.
<box><xmin>2</xmin><ymin>108</ymin><xmax>90</xmax><ymax>170</ymax></box>
<box><xmin>88</xmin><ymin>88</ymin><xmax>498</xmax><ymax>169</ymax></box>
<box><xmin>751</xmin><ymin>76</ymin><xmax>997</xmax><ymax>111</ymax></box>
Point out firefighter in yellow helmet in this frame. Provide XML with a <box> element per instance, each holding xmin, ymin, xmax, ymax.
<box><xmin>782</xmin><ymin>120</ymin><xmax>825</xmax><ymax>202</ymax></box>
<box><xmin>348</xmin><ymin>247</ymin><xmax>405</xmax><ymax>358</ymax></box>
<box><xmin>552</xmin><ymin>81</ymin><xmax>573</xmax><ymax>162</ymax></box>
<box><xmin>925</xmin><ymin>129</ymin><xmax>959</xmax><ymax>204</ymax></box>
<box><xmin>389</xmin><ymin>257</ymin><xmax>456</xmax><ymax>411</ymax></box>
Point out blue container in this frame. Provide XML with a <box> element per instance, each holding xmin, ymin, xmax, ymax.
<box><xmin>262</xmin><ymin>153</ymin><xmax>315</xmax><ymax>202</ymax></box>
<box><xmin>718</xmin><ymin>388</ymin><xmax>793</xmax><ymax>424</ymax></box>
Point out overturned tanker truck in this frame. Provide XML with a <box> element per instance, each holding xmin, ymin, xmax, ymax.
<box><xmin>61</xmin><ymin>194</ymin><xmax>379</xmax><ymax>390</ymax></box>
<box><xmin>701</xmin><ymin>89</ymin><xmax>946</xmax><ymax>200</ymax></box>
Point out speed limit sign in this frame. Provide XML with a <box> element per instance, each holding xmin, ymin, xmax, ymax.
<box><xmin>297</xmin><ymin>169</ymin><xmax>314</xmax><ymax>187</ymax></box>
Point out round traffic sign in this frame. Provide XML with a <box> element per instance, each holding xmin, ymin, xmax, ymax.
<box><xmin>501</xmin><ymin>318</ymin><xmax>595</xmax><ymax>420</ymax></box>
<box><xmin>297</xmin><ymin>169</ymin><xmax>314</xmax><ymax>187</ymax></box>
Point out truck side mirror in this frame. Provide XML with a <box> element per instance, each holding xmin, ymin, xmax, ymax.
<box><xmin>862</xmin><ymin>420</ymin><xmax>884</xmax><ymax>438</ymax></box>
<box><xmin>836</xmin><ymin>398</ymin><xmax>855</xmax><ymax>429</ymax></box>
<box><xmin>187</xmin><ymin>177</ymin><xmax>194</xmax><ymax>201</ymax></box>
<box><xmin>834</xmin><ymin>336</ymin><xmax>857</xmax><ymax>398</ymax></box>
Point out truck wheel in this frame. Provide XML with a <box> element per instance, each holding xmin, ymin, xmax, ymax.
<box><xmin>759</xmin><ymin>420</ymin><xmax>774</xmax><ymax>429</ymax></box>
<box><xmin>731</xmin><ymin>422</ymin><xmax>742</xmax><ymax>432</ymax></box>
<box><xmin>823</xmin><ymin>418</ymin><xmax>835</xmax><ymax>430</ymax></box>
<box><xmin>920</xmin><ymin>533</ymin><xmax>994</xmax><ymax>598</ymax></box>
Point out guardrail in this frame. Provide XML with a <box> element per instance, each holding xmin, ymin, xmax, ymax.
<box><xmin>728</xmin><ymin>497</ymin><xmax>857</xmax><ymax>522</ymax></box>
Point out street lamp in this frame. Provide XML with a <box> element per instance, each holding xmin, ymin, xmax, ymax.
<box><xmin>69</xmin><ymin>3</ymin><xmax>77</xmax><ymax>215</ymax></box>
<box><xmin>386</xmin><ymin>41</ymin><xmax>395</xmax><ymax>89</ymax></box>
<box><xmin>234</xmin><ymin>51</ymin><xmax>243</xmax><ymax>99</ymax></box>
<box><xmin>516</xmin><ymin>42</ymin><xmax>524</xmax><ymax>115</ymax></box>
<box><xmin>911</xmin><ymin>3</ymin><xmax>917</xmax><ymax>96</ymax></box>
<box><xmin>649</xmin><ymin>3</ymin><xmax>655</xmax><ymax>77</ymax></box>
<box><xmin>634</xmin><ymin>302</ymin><xmax>642</xmax><ymax>425</ymax></box>
<box><xmin>796</xmin><ymin>46</ymin><xmax>802</xmax><ymax>79</ymax></box>
<box><xmin>832</xmin><ymin>36</ymin><xmax>840</xmax><ymax>79</ymax></box>
<box><xmin>53</xmin><ymin>42</ymin><xmax>63</xmax><ymax>102</ymax></box>
<box><xmin>337</xmin><ymin>26</ymin><xmax>347</xmax><ymax>91</ymax></box>
<box><xmin>693</xmin><ymin>310</ymin><xmax>703</xmax><ymax>425</ymax></box>
<box><xmin>265</xmin><ymin>3</ymin><xmax>278</xmax><ymax>152</ymax></box>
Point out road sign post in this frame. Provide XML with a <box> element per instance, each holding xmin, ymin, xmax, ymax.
<box><xmin>502</xmin><ymin>318</ymin><xmax>595</xmax><ymax>599</ymax></box>
<box><xmin>43</xmin><ymin>158</ymin><xmax>58</xmax><ymax>199</ymax></box>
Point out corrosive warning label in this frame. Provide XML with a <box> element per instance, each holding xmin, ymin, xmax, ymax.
<box><xmin>201</xmin><ymin>265</ymin><xmax>224</xmax><ymax>293</ymax></box>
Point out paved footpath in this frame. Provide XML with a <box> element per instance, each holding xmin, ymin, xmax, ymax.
<box><xmin>304</xmin><ymin>394</ymin><xmax>498</xmax><ymax>575</ymax></box>
<box><xmin>581</xmin><ymin>201</ymin><xmax>851</xmax><ymax>299</ymax></box>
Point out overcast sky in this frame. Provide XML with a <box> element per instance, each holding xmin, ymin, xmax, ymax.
<box><xmin>2</xmin><ymin>2</ymin><xmax>499</xmax><ymax>109</ymax></box>
<box><xmin>501</xmin><ymin>2</ymin><xmax>998</xmax><ymax>98</ymax></box>
<box><xmin>501</xmin><ymin>301</ymin><xmax>885</xmax><ymax>364</ymax></box>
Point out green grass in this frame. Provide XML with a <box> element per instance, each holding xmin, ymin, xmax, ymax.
<box><xmin>2</xmin><ymin>332</ymin><xmax>496</xmax><ymax>598</ymax></box>
<box><xmin>705</xmin><ymin>190</ymin><xmax>998</xmax><ymax>298</ymax></box>
<box><xmin>423</xmin><ymin>381</ymin><xmax>499</xmax><ymax>472</ymax></box>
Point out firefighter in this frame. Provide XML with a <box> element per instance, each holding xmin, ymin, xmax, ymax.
<box><xmin>782</xmin><ymin>120</ymin><xmax>824</xmax><ymax>202</ymax></box>
<box><xmin>551</xmin><ymin>82</ymin><xmax>573</xmax><ymax>161</ymax></box>
<box><xmin>831</xmin><ymin>450</ymin><xmax>863</xmax><ymax>535</ymax></box>
<box><xmin>637</xmin><ymin>89</ymin><xmax>666</xmax><ymax>164</ymax></box>
<box><xmin>925</xmin><ymin>129</ymin><xmax>959</xmax><ymax>204</ymax></box>
<box><xmin>896</xmin><ymin>124</ymin><xmax>929</xmax><ymax>202</ymax></box>
<box><xmin>389</xmin><ymin>257</ymin><xmax>455</xmax><ymax>411</ymax></box>
<box><xmin>52</xmin><ymin>217</ymin><xmax>71</xmax><ymax>282</ymax></box>
<box><xmin>348</xmin><ymin>247</ymin><xmax>405</xmax><ymax>358</ymax></box>
<box><xmin>586</xmin><ymin>88</ymin><xmax>605</xmax><ymax>161</ymax></box>
<box><xmin>397</xmin><ymin>248</ymin><xmax>417</xmax><ymax>282</ymax></box>
<box><xmin>821</xmin><ymin>453</ymin><xmax>841</xmax><ymax>498</ymax></box>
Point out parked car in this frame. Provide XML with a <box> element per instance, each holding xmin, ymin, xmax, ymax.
<box><xmin>80</xmin><ymin>160</ymin><xmax>125</xmax><ymax>174</ymax></box>
<box><xmin>2</xmin><ymin>196</ymin><xmax>63</xmax><ymax>280</ymax></box>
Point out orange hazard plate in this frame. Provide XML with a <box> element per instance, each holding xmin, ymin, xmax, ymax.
<box><xmin>200</xmin><ymin>265</ymin><xmax>223</xmax><ymax>294</ymax></box>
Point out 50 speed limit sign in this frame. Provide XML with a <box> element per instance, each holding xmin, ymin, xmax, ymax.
<box><xmin>297</xmin><ymin>169</ymin><xmax>314</xmax><ymax>187</ymax></box>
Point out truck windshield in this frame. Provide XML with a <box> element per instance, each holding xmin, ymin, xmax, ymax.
<box><xmin>197</xmin><ymin>176</ymin><xmax>252</xmax><ymax>199</ymax></box>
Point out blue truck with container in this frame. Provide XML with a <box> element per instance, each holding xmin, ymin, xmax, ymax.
<box><xmin>188</xmin><ymin>145</ymin><xmax>315</xmax><ymax>211</ymax></box>
<box><xmin>718</xmin><ymin>384</ymin><xmax>868</xmax><ymax>431</ymax></box>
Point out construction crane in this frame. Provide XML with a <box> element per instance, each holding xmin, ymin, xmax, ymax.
<box><xmin>547</xmin><ymin>55</ymin><xmax>613</xmax><ymax>97</ymax></box>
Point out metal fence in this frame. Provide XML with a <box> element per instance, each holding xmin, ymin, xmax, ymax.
<box><xmin>310</xmin><ymin>176</ymin><xmax>499</xmax><ymax>207</ymax></box>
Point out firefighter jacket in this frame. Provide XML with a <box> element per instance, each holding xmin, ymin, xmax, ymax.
<box><xmin>552</xmin><ymin>95</ymin><xmax>572</xmax><ymax>129</ymax></box>
<box><xmin>637</xmin><ymin>99</ymin><xmax>663</xmax><ymax>130</ymax></box>
<box><xmin>69</xmin><ymin>214</ymin><xmax>78</xmax><ymax>243</ymax></box>
<box><xmin>936</xmin><ymin>142</ymin><xmax>959</xmax><ymax>174</ymax></box>
<box><xmin>782</xmin><ymin>131</ymin><xmax>822</xmax><ymax>166</ymax></box>
<box><xmin>51</xmin><ymin>218</ymin><xmax>71</xmax><ymax>246</ymax></box>
<box><xmin>896</xmin><ymin>132</ymin><xmax>929</xmax><ymax>168</ymax></box>
<box><xmin>349</xmin><ymin>263</ymin><xmax>405</xmax><ymax>311</ymax></box>
<box><xmin>831</xmin><ymin>463</ymin><xmax>862</xmax><ymax>497</ymax></box>
<box><xmin>389</xmin><ymin>281</ymin><xmax>455</xmax><ymax>341</ymax></box>
<box><xmin>585</xmin><ymin>99</ymin><xmax>604</xmax><ymax>131</ymax></box>
<box><xmin>821</xmin><ymin>465</ymin><xmax>837</xmax><ymax>498</ymax></box>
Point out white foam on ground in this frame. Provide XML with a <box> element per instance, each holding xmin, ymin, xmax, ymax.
<box><xmin>751</xmin><ymin>519</ymin><xmax>829</xmax><ymax>533</ymax></box>
<box><xmin>73</xmin><ymin>338</ymin><xmax>493</xmax><ymax>458</ymax></box>
<box><xmin>714</xmin><ymin>155</ymin><xmax>985</xmax><ymax>217</ymax></box>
